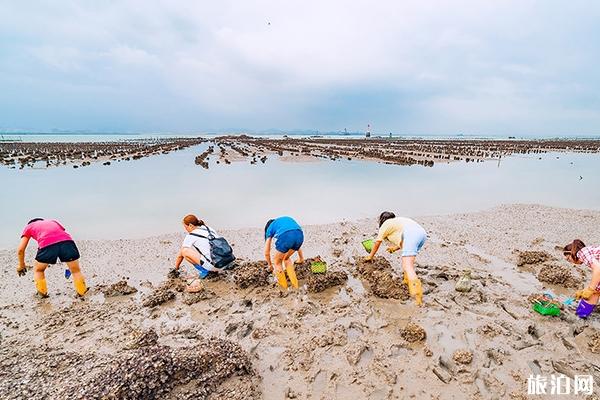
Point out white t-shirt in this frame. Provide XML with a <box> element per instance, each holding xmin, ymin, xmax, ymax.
<box><xmin>182</xmin><ymin>226</ymin><xmax>220</xmax><ymax>270</ymax></box>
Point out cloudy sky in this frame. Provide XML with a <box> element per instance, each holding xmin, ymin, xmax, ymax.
<box><xmin>1</xmin><ymin>1</ymin><xmax>599</xmax><ymax>135</ymax></box>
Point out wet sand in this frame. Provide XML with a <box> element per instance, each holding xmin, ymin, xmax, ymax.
<box><xmin>1</xmin><ymin>204</ymin><xmax>599</xmax><ymax>399</ymax></box>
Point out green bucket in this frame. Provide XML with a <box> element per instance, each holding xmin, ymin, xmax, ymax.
<box><xmin>311</xmin><ymin>261</ymin><xmax>327</xmax><ymax>274</ymax></box>
<box><xmin>362</xmin><ymin>239</ymin><xmax>374</xmax><ymax>254</ymax></box>
<box><xmin>532</xmin><ymin>301</ymin><xmax>561</xmax><ymax>316</ymax></box>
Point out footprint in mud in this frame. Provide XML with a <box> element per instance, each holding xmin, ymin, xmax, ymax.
<box><xmin>100</xmin><ymin>280</ymin><xmax>138</xmax><ymax>297</ymax></box>
<box><xmin>353</xmin><ymin>257</ymin><xmax>409</xmax><ymax>300</ymax></box>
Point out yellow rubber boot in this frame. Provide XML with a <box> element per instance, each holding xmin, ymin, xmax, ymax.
<box><xmin>408</xmin><ymin>278</ymin><xmax>423</xmax><ymax>306</ymax></box>
<box><xmin>35</xmin><ymin>277</ymin><xmax>48</xmax><ymax>298</ymax></box>
<box><xmin>275</xmin><ymin>271</ymin><xmax>288</xmax><ymax>289</ymax></box>
<box><xmin>73</xmin><ymin>277</ymin><xmax>88</xmax><ymax>296</ymax></box>
<box><xmin>286</xmin><ymin>264</ymin><xmax>299</xmax><ymax>289</ymax></box>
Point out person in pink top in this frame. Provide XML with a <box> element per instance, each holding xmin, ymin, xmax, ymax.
<box><xmin>17</xmin><ymin>218</ymin><xmax>87</xmax><ymax>297</ymax></box>
<box><xmin>563</xmin><ymin>239</ymin><xmax>600</xmax><ymax>318</ymax></box>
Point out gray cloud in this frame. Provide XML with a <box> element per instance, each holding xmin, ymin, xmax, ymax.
<box><xmin>1</xmin><ymin>0</ymin><xmax>599</xmax><ymax>135</ymax></box>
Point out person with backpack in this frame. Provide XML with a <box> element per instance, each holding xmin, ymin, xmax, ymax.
<box><xmin>17</xmin><ymin>218</ymin><xmax>88</xmax><ymax>297</ymax></box>
<box><xmin>264</xmin><ymin>216</ymin><xmax>305</xmax><ymax>289</ymax></box>
<box><xmin>173</xmin><ymin>214</ymin><xmax>235</xmax><ymax>280</ymax></box>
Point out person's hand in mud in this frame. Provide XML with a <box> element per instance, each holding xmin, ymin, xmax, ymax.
<box><xmin>16</xmin><ymin>265</ymin><xmax>29</xmax><ymax>276</ymax></box>
<box><xmin>575</xmin><ymin>286</ymin><xmax>598</xmax><ymax>300</ymax></box>
<box><xmin>365</xmin><ymin>240</ymin><xmax>382</xmax><ymax>262</ymax></box>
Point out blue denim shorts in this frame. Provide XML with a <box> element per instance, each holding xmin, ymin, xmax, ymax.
<box><xmin>275</xmin><ymin>229</ymin><xmax>304</xmax><ymax>253</ymax></box>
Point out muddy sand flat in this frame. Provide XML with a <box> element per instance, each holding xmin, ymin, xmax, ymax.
<box><xmin>1</xmin><ymin>204</ymin><xmax>599</xmax><ymax>399</ymax></box>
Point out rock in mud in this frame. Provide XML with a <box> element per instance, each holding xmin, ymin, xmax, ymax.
<box><xmin>516</xmin><ymin>250</ymin><xmax>551</xmax><ymax>267</ymax></box>
<box><xmin>142</xmin><ymin>287</ymin><xmax>176</xmax><ymax>308</ymax></box>
<box><xmin>305</xmin><ymin>271</ymin><xmax>348</xmax><ymax>293</ymax></box>
<box><xmin>232</xmin><ymin>261</ymin><xmax>271</xmax><ymax>289</ymax></box>
<box><xmin>588</xmin><ymin>331</ymin><xmax>600</xmax><ymax>354</ymax></box>
<box><xmin>346</xmin><ymin>342</ymin><xmax>369</xmax><ymax>365</ymax></box>
<box><xmin>62</xmin><ymin>338</ymin><xmax>255</xmax><ymax>399</ymax></box>
<box><xmin>125</xmin><ymin>328</ymin><xmax>159</xmax><ymax>349</ymax></box>
<box><xmin>355</xmin><ymin>257</ymin><xmax>410</xmax><ymax>300</ymax></box>
<box><xmin>400</xmin><ymin>322</ymin><xmax>427</xmax><ymax>343</ymax></box>
<box><xmin>452</xmin><ymin>350</ymin><xmax>473</xmax><ymax>365</ymax></box>
<box><xmin>537</xmin><ymin>264</ymin><xmax>580</xmax><ymax>287</ymax></box>
<box><xmin>101</xmin><ymin>280</ymin><xmax>138</xmax><ymax>297</ymax></box>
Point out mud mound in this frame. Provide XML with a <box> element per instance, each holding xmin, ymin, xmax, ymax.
<box><xmin>182</xmin><ymin>288</ymin><xmax>215</xmax><ymax>305</ymax></box>
<box><xmin>452</xmin><ymin>350</ymin><xmax>473</xmax><ymax>365</ymax></box>
<box><xmin>537</xmin><ymin>265</ymin><xmax>580</xmax><ymax>287</ymax></box>
<box><xmin>400</xmin><ymin>322</ymin><xmax>426</xmax><ymax>343</ymax></box>
<box><xmin>101</xmin><ymin>280</ymin><xmax>138</xmax><ymax>297</ymax></box>
<box><xmin>588</xmin><ymin>332</ymin><xmax>600</xmax><ymax>354</ymax></box>
<box><xmin>294</xmin><ymin>257</ymin><xmax>323</xmax><ymax>280</ymax></box>
<box><xmin>64</xmin><ymin>338</ymin><xmax>254</xmax><ymax>399</ymax></box>
<box><xmin>142</xmin><ymin>287</ymin><xmax>176</xmax><ymax>308</ymax></box>
<box><xmin>306</xmin><ymin>271</ymin><xmax>348</xmax><ymax>293</ymax></box>
<box><xmin>516</xmin><ymin>250</ymin><xmax>551</xmax><ymax>267</ymax></box>
<box><xmin>232</xmin><ymin>261</ymin><xmax>271</xmax><ymax>289</ymax></box>
<box><xmin>162</xmin><ymin>277</ymin><xmax>187</xmax><ymax>292</ymax></box>
<box><xmin>125</xmin><ymin>328</ymin><xmax>159</xmax><ymax>349</ymax></box>
<box><xmin>355</xmin><ymin>257</ymin><xmax>409</xmax><ymax>300</ymax></box>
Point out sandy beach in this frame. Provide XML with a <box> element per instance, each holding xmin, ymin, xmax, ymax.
<box><xmin>1</xmin><ymin>204</ymin><xmax>599</xmax><ymax>399</ymax></box>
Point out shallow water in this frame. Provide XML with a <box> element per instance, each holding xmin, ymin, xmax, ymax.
<box><xmin>0</xmin><ymin>143</ymin><xmax>599</xmax><ymax>249</ymax></box>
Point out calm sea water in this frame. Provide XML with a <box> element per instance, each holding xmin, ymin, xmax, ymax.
<box><xmin>0</xmin><ymin>141</ymin><xmax>598</xmax><ymax>249</ymax></box>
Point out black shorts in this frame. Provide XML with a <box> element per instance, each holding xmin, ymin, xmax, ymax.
<box><xmin>35</xmin><ymin>240</ymin><xmax>80</xmax><ymax>265</ymax></box>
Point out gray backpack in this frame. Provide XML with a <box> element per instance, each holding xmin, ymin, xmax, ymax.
<box><xmin>189</xmin><ymin>227</ymin><xmax>236</xmax><ymax>270</ymax></box>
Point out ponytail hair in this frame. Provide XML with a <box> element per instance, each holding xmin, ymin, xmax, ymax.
<box><xmin>183</xmin><ymin>214</ymin><xmax>204</xmax><ymax>227</ymax></box>
<box><xmin>563</xmin><ymin>239</ymin><xmax>586</xmax><ymax>262</ymax></box>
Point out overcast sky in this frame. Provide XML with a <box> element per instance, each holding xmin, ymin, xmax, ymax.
<box><xmin>1</xmin><ymin>1</ymin><xmax>599</xmax><ymax>135</ymax></box>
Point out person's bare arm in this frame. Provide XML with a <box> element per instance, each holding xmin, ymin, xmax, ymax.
<box><xmin>366</xmin><ymin>240</ymin><xmax>382</xmax><ymax>261</ymax></box>
<box><xmin>174</xmin><ymin>248</ymin><xmax>184</xmax><ymax>270</ymax></box>
<box><xmin>264</xmin><ymin>237</ymin><xmax>273</xmax><ymax>269</ymax></box>
<box><xmin>589</xmin><ymin>261</ymin><xmax>600</xmax><ymax>290</ymax></box>
<box><xmin>17</xmin><ymin>236</ymin><xmax>30</xmax><ymax>275</ymax></box>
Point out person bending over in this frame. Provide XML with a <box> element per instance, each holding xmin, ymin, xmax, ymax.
<box><xmin>17</xmin><ymin>218</ymin><xmax>87</xmax><ymax>297</ymax></box>
<box><xmin>365</xmin><ymin>211</ymin><xmax>427</xmax><ymax>305</ymax></box>
<box><xmin>563</xmin><ymin>239</ymin><xmax>600</xmax><ymax>318</ymax></box>
<box><xmin>264</xmin><ymin>216</ymin><xmax>305</xmax><ymax>289</ymax></box>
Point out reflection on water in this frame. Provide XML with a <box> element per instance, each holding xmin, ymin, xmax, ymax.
<box><xmin>0</xmin><ymin>144</ymin><xmax>598</xmax><ymax>249</ymax></box>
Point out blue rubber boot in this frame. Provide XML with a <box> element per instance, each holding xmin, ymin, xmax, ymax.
<box><xmin>576</xmin><ymin>299</ymin><xmax>596</xmax><ymax>318</ymax></box>
<box><xmin>64</xmin><ymin>269</ymin><xmax>71</xmax><ymax>279</ymax></box>
<box><xmin>193</xmin><ymin>264</ymin><xmax>209</xmax><ymax>279</ymax></box>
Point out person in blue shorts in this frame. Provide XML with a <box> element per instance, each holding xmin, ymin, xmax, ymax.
<box><xmin>264</xmin><ymin>216</ymin><xmax>305</xmax><ymax>289</ymax></box>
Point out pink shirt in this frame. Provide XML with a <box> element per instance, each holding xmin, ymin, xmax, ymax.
<box><xmin>577</xmin><ymin>246</ymin><xmax>600</xmax><ymax>268</ymax></box>
<box><xmin>21</xmin><ymin>220</ymin><xmax>73</xmax><ymax>249</ymax></box>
